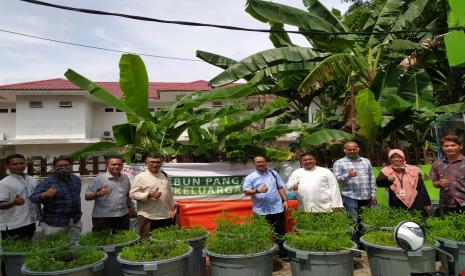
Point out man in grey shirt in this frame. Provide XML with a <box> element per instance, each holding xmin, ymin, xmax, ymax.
<box><xmin>85</xmin><ymin>156</ymin><xmax>131</xmax><ymax>232</ymax></box>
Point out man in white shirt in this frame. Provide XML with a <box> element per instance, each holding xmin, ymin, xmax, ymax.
<box><xmin>286</xmin><ymin>153</ymin><xmax>343</xmax><ymax>212</ymax></box>
<box><xmin>0</xmin><ymin>154</ymin><xmax>39</xmax><ymax>275</ymax></box>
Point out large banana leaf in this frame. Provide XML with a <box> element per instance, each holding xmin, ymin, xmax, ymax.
<box><xmin>268</xmin><ymin>22</ymin><xmax>295</xmax><ymax>48</ymax></box>
<box><xmin>160</xmin><ymin>84</ymin><xmax>255</xmax><ymax>128</ymax></box>
<box><xmin>363</xmin><ymin>0</ymin><xmax>405</xmax><ymax>48</ymax></box>
<box><xmin>113</xmin><ymin>123</ymin><xmax>137</xmax><ymax>147</ymax></box>
<box><xmin>241</xmin><ymin>145</ymin><xmax>290</xmax><ymax>160</ymax></box>
<box><xmin>299</xmin><ymin>53</ymin><xmax>368</xmax><ymax>95</ymax></box>
<box><xmin>355</xmin><ymin>88</ymin><xmax>382</xmax><ymax>141</ymax></box>
<box><xmin>235</xmin><ymin>124</ymin><xmax>298</xmax><ymax>146</ymax></box>
<box><xmin>169</xmin><ymin>105</ymin><xmax>246</xmax><ymax>140</ymax></box>
<box><xmin>195</xmin><ymin>50</ymin><xmax>238</xmax><ymax>70</ymax></box>
<box><xmin>246</xmin><ymin>0</ymin><xmax>354</xmax><ymax>50</ymax></box>
<box><xmin>119</xmin><ymin>54</ymin><xmax>152</xmax><ymax>122</ymax></box>
<box><xmin>301</xmin><ymin>129</ymin><xmax>354</xmax><ymax>146</ymax></box>
<box><xmin>303</xmin><ymin>0</ymin><xmax>349</xmax><ymax>32</ymax></box>
<box><xmin>370</xmin><ymin>63</ymin><xmax>400</xmax><ymax>102</ymax></box>
<box><xmin>215</xmin><ymin>97</ymin><xmax>288</xmax><ymax>142</ymax></box>
<box><xmin>397</xmin><ymin>69</ymin><xmax>434</xmax><ymax>111</ymax></box>
<box><xmin>209</xmin><ymin>47</ymin><xmax>328</xmax><ymax>87</ymax></box>
<box><xmin>64</xmin><ymin>69</ymin><xmax>141</xmax><ymax>120</ymax></box>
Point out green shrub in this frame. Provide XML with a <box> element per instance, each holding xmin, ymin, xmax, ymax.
<box><xmin>151</xmin><ymin>225</ymin><xmax>207</xmax><ymax>242</ymax></box>
<box><xmin>24</xmin><ymin>246</ymin><xmax>104</xmax><ymax>272</ymax></box>
<box><xmin>361</xmin><ymin>207</ymin><xmax>422</xmax><ymax>228</ymax></box>
<box><xmin>120</xmin><ymin>240</ymin><xmax>189</xmax><ymax>261</ymax></box>
<box><xmin>79</xmin><ymin>229</ymin><xmax>138</xmax><ymax>246</ymax></box>
<box><xmin>293</xmin><ymin>211</ymin><xmax>352</xmax><ymax>233</ymax></box>
<box><xmin>1</xmin><ymin>230</ymin><xmax>69</xmax><ymax>253</ymax></box>
<box><xmin>206</xmin><ymin>214</ymin><xmax>274</xmax><ymax>255</ymax></box>
<box><xmin>427</xmin><ymin>212</ymin><xmax>465</xmax><ymax>241</ymax></box>
<box><xmin>285</xmin><ymin>232</ymin><xmax>353</xmax><ymax>252</ymax></box>
<box><xmin>363</xmin><ymin>230</ymin><xmax>435</xmax><ymax>247</ymax></box>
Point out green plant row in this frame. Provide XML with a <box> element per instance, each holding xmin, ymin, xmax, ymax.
<box><xmin>361</xmin><ymin>207</ymin><xmax>423</xmax><ymax>228</ymax></box>
<box><xmin>119</xmin><ymin>240</ymin><xmax>189</xmax><ymax>262</ymax></box>
<box><xmin>427</xmin><ymin>212</ymin><xmax>465</xmax><ymax>242</ymax></box>
<box><xmin>24</xmin><ymin>246</ymin><xmax>104</xmax><ymax>272</ymax></box>
<box><xmin>363</xmin><ymin>230</ymin><xmax>436</xmax><ymax>247</ymax></box>
<box><xmin>79</xmin><ymin>229</ymin><xmax>138</xmax><ymax>247</ymax></box>
<box><xmin>206</xmin><ymin>215</ymin><xmax>274</xmax><ymax>255</ymax></box>
<box><xmin>151</xmin><ymin>225</ymin><xmax>207</xmax><ymax>242</ymax></box>
<box><xmin>293</xmin><ymin>211</ymin><xmax>353</xmax><ymax>233</ymax></box>
<box><xmin>285</xmin><ymin>232</ymin><xmax>353</xmax><ymax>252</ymax></box>
<box><xmin>1</xmin><ymin>230</ymin><xmax>69</xmax><ymax>253</ymax></box>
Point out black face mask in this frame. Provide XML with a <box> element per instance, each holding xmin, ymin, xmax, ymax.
<box><xmin>54</xmin><ymin>166</ymin><xmax>72</xmax><ymax>178</ymax></box>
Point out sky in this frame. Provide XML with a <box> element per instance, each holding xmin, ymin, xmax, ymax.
<box><xmin>0</xmin><ymin>0</ymin><xmax>349</xmax><ymax>85</ymax></box>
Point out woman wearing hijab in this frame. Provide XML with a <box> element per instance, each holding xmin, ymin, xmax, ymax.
<box><xmin>376</xmin><ymin>149</ymin><xmax>431</xmax><ymax>217</ymax></box>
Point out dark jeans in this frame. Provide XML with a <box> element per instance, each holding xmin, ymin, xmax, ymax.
<box><xmin>439</xmin><ymin>205</ymin><xmax>465</xmax><ymax>217</ymax></box>
<box><xmin>342</xmin><ymin>195</ymin><xmax>371</xmax><ymax>248</ymax></box>
<box><xmin>260</xmin><ymin>211</ymin><xmax>286</xmax><ymax>256</ymax></box>
<box><xmin>1</xmin><ymin>223</ymin><xmax>36</xmax><ymax>276</ymax></box>
<box><xmin>138</xmin><ymin>216</ymin><xmax>175</xmax><ymax>239</ymax></box>
<box><xmin>92</xmin><ymin>213</ymin><xmax>130</xmax><ymax>232</ymax></box>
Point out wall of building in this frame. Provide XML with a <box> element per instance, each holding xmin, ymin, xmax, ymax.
<box><xmin>15</xmin><ymin>143</ymin><xmax>86</xmax><ymax>158</ymax></box>
<box><xmin>90</xmin><ymin>102</ymin><xmax>126</xmax><ymax>138</ymax></box>
<box><xmin>0</xmin><ymin>102</ymin><xmax>16</xmax><ymax>139</ymax></box>
<box><xmin>16</xmin><ymin>95</ymin><xmax>87</xmax><ymax>139</ymax></box>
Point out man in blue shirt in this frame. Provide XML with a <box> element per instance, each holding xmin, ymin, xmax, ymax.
<box><xmin>30</xmin><ymin>155</ymin><xmax>82</xmax><ymax>243</ymax></box>
<box><xmin>243</xmin><ymin>155</ymin><xmax>288</xmax><ymax>258</ymax></box>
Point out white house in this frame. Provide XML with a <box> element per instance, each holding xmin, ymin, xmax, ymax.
<box><xmin>0</xmin><ymin>78</ymin><xmax>290</xmax><ymax>158</ymax></box>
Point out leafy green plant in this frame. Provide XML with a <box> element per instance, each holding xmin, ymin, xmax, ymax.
<box><xmin>206</xmin><ymin>214</ymin><xmax>274</xmax><ymax>255</ymax></box>
<box><xmin>293</xmin><ymin>211</ymin><xmax>352</xmax><ymax>233</ymax></box>
<box><xmin>1</xmin><ymin>230</ymin><xmax>69</xmax><ymax>253</ymax></box>
<box><xmin>119</xmin><ymin>240</ymin><xmax>189</xmax><ymax>261</ymax></box>
<box><xmin>427</xmin><ymin>212</ymin><xmax>465</xmax><ymax>241</ymax></box>
<box><xmin>79</xmin><ymin>229</ymin><xmax>138</xmax><ymax>246</ymax></box>
<box><xmin>360</xmin><ymin>207</ymin><xmax>422</xmax><ymax>228</ymax></box>
<box><xmin>285</xmin><ymin>232</ymin><xmax>353</xmax><ymax>252</ymax></box>
<box><xmin>151</xmin><ymin>225</ymin><xmax>207</xmax><ymax>242</ymax></box>
<box><xmin>24</xmin><ymin>246</ymin><xmax>104</xmax><ymax>272</ymax></box>
<box><xmin>363</xmin><ymin>230</ymin><xmax>436</xmax><ymax>247</ymax></box>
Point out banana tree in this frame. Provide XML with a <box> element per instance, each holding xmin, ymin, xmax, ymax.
<box><xmin>67</xmin><ymin>54</ymin><xmax>300</xmax><ymax>162</ymax></box>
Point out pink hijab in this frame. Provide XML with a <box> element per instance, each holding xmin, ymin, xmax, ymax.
<box><xmin>381</xmin><ymin>149</ymin><xmax>420</xmax><ymax>208</ymax></box>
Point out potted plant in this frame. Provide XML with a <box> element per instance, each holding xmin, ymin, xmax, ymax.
<box><xmin>204</xmin><ymin>214</ymin><xmax>276</xmax><ymax>276</ymax></box>
<box><xmin>151</xmin><ymin>225</ymin><xmax>208</xmax><ymax>276</ymax></box>
<box><xmin>284</xmin><ymin>231</ymin><xmax>355</xmax><ymax>276</ymax></box>
<box><xmin>21</xmin><ymin>246</ymin><xmax>107</xmax><ymax>275</ymax></box>
<box><xmin>428</xmin><ymin>212</ymin><xmax>465</xmax><ymax>274</ymax></box>
<box><xmin>360</xmin><ymin>207</ymin><xmax>423</xmax><ymax>230</ymax></box>
<box><xmin>361</xmin><ymin>229</ymin><xmax>436</xmax><ymax>275</ymax></box>
<box><xmin>79</xmin><ymin>229</ymin><xmax>139</xmax><ymax>275</ymax></box>
<box><xmin>117</xmin><ymin>240</ymin><xmax>191</xmax><ymax>276</ymax></box>
<box><xmin>0</xmin><ymin>230</ymin><xmax>69</xmax><ymax>276</ymax></box>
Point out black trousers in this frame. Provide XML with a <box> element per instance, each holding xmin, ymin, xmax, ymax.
<box><xmin>261</xmin><ymin>211</ymin><xmax>286</xmax><ymax>255</ymax></box>
<box><xmin>92</xmin><ymin>214</ymin><xmax>130</xmax><ymax>232</ymax></box>
<box><xmin>138</xmin><ymin>216</ymin><xmax>175</xmax><ymax>239</ymax></box>
<box><xmin>439</xmin><ymin>205</ymin><xmax>465</xmax><ymax>217</ymax></box>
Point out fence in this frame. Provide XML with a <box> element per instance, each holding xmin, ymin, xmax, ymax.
<box><xmin>0</xmin><ymin>156</ymin><xmax>107</xmax><ymax>179</ymax></box>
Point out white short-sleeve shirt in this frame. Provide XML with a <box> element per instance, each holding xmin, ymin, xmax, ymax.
<box><xmin>0</xmin><ymin>174</ymin><xmax>39</xmax><ymax>230</ymax></box>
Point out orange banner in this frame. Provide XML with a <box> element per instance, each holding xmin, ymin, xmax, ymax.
<box><xmin>177</xmin><ymin>199</ymin><xmax>298</xmax><ymax>232</ymax></box>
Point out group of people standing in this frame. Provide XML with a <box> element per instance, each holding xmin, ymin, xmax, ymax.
<box><xmin>0</xmin><ymin>135</ymin><xmax>463</xmax><ymax>264</ymax></box>
<box><xmin>0</xmin><ymin>152</ymin><xmax>175</xmax><ymax>252</ymax></box>
<box><xmin>243</xmin><ymin>135</ymin><xmax>465</xmax><ymax>259</ymax></box>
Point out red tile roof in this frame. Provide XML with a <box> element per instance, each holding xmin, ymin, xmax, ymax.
<box><xmin>0</xmin><ymin>78</ymin><xmax>216</xmax><ymax>98</ymax></box>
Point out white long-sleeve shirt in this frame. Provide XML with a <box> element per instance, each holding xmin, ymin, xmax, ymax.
<box><xmin>286</xmin><ymin>166</ymin><xmax>343</xmax><ymax>212</ymax></box>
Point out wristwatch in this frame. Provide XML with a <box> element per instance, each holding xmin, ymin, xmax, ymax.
<box><xmin>255</xmin><ymin>189</ymin><xmax>261</xmax><ymax>194</ymax></box>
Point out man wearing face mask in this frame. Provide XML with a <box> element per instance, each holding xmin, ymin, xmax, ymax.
<box><xmin>30</xmin><ymin>155</ymin><xmax>82</xmax><ymax>243</ymax></box>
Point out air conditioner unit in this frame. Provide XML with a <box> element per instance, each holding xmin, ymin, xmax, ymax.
<box><xmin>103</xmin><ymin>131</ymin><xmax>111</xmax><ymax>137</ymax></box>
<box><xmin>0</xmin><ymin>133</ymin><xmax>5</xmax><ymax>140</ymax></box>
